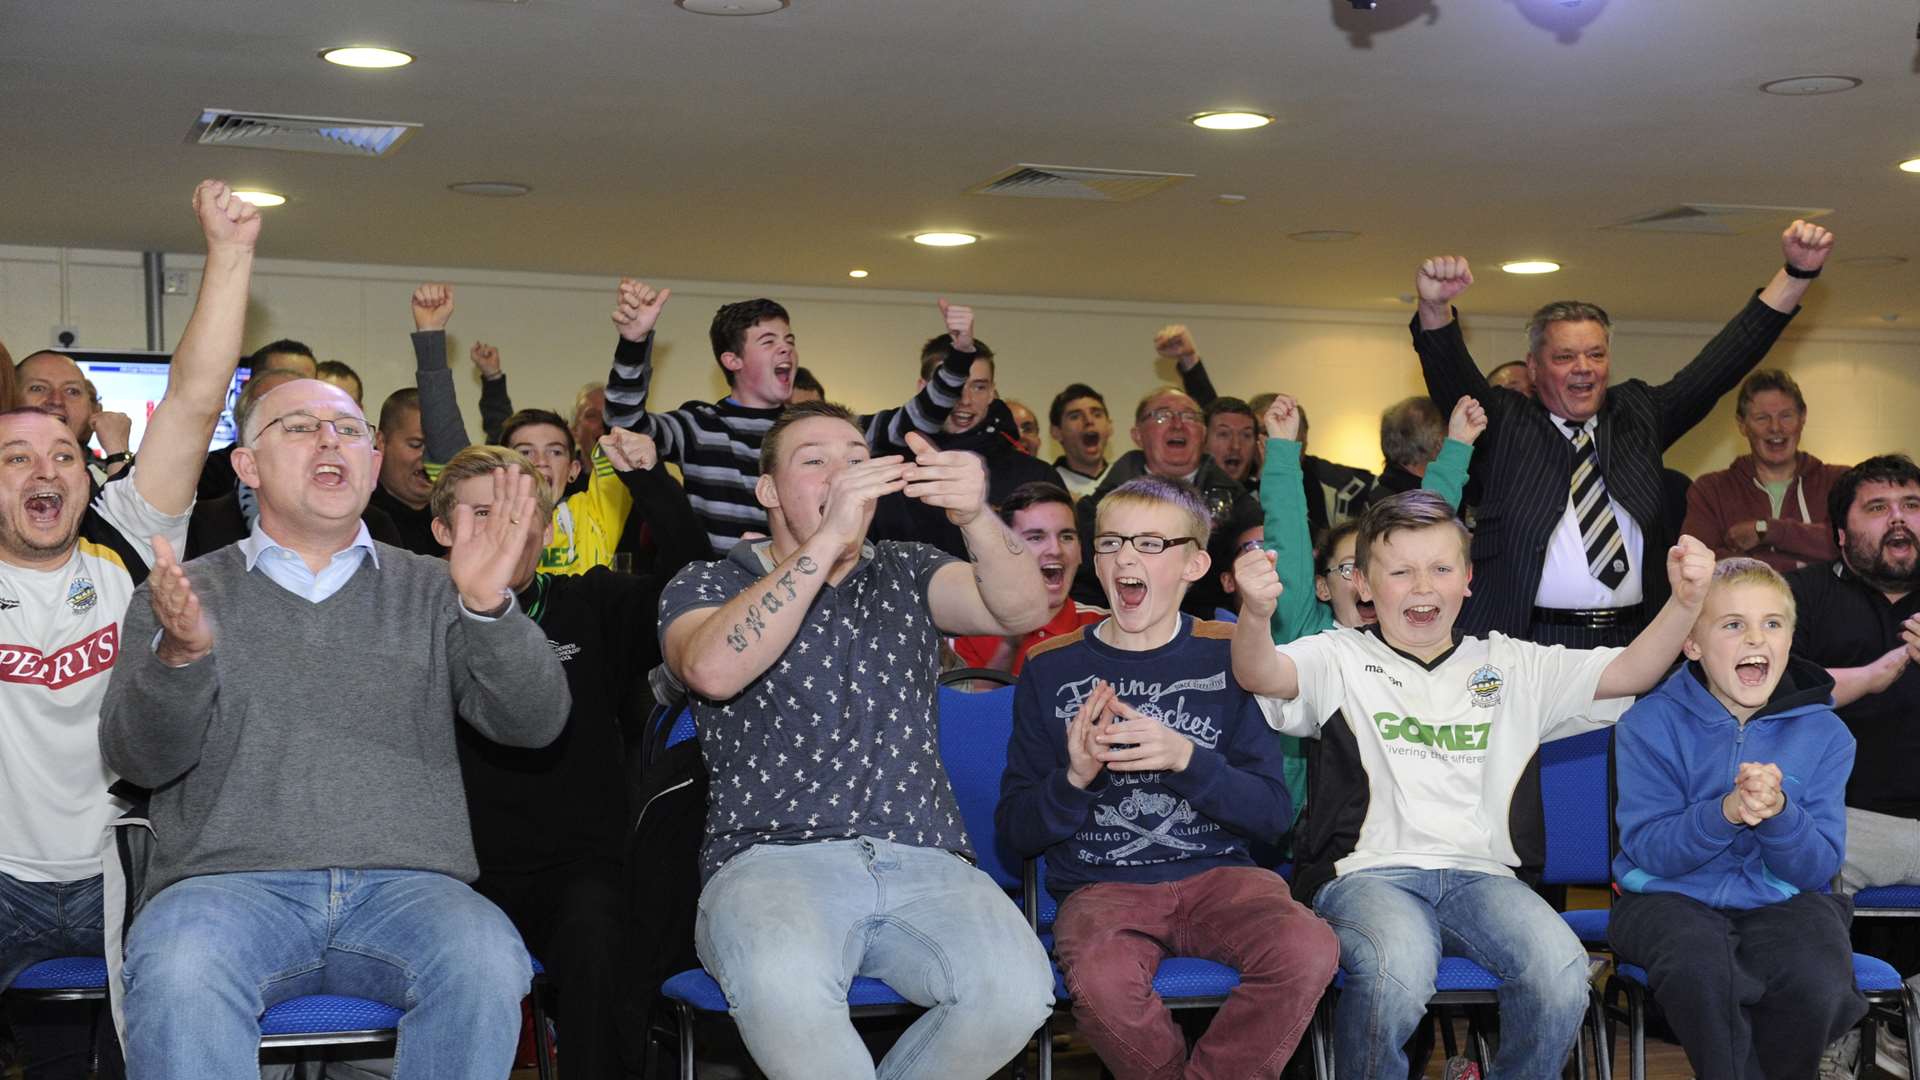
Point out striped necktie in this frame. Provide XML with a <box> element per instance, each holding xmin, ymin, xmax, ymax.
<box><xmin>1565</xmin><ymin>419</ymin><xmax>1628</xmax><ymax>589</ymax></box>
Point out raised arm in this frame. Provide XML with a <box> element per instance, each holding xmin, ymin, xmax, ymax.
<box><xmin>864</xmin><ymin>300</ymin><xmax>975</xmax><ymax>452</ymax></box>
<box><xmin>1257</xmin><ymin>394</ymin><xmax>1335</xmax><ymax>642</ymax></box>
<box><xmin>1155</xmin><ymin>325</ymin><xmax>1217</xmax><ymax>407</ymax></box>
<box><xmin>408</xmin><ymin>284</ymin><xmax>476</xmax><ymax>463</ymax></box>
<box><xmin>1420</xmin><ymin>396</ymin><xmax>1484</xmax><ymax>510</ymax></box>
<box><xmin>1228</xmin><ymin>546</ymin><xmax>1302</xmax><ymax>699</ymax></box>
<box><xmin>605</xmin><ymin>278</ymin><xmax>678</xmax><ymax>455</ymax></box>
<box><xmin>1651</xmin><ymin>221</ymin><xmax>1833</xmax><ymax>448</ymax></box>
<box><xmin>135</xmin><ymin>181</ymin><xmax>258</xmax><ymax>515</ymax></box>
<box><xmin>601</xmin><ymin>428</ymin><xmax>706</xmax><ymax>578</ymax></box>
<box><xmin>914</xmin><ymin>431</ymin><xmax>1051</xmax><ymax>635</ymax></box>
<box><xmin>468</xmin><ymin>342</ymin><xmax>514</xmax><ymax>444</ymax></box>
<box><xmin>1596</xmin><ymin>536</ymin><xmax>1714</xmax><ymax>699</ymax></box>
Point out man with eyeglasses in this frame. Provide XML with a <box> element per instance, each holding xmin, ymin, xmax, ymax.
<box><xmin>1072</xmin><ymin>387</ymin><xmax>1258</xmax><ymax>618</ymax></box>
<box><xmin>0</xmin><ymin>180</ymin><xmax>258</xmax><ymax>1079</ymax></box>
<box><xmin>99</xmin><ymin>368</ymin><xmax>571</xmax><ymax>1079</ymax></box>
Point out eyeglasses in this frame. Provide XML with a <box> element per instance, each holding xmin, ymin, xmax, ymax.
<box><xmin>257</xmin><ymin>412</ymin><xmax>372</xmax><ymax>443</ymax></box>
<box><xmin>1093</xmin><ymin>533</ymin><xmax>1199</xmax><ymax>556</ymax></box>
<box><xmin>1324</xmin><ymin>560</ymin><xmax>1357</xmax><ymax>580</ymax></box>
<box><xmin>1146</xmin><ymin>408</ymin><xmax>1204</xmax><ymax>427</ymax></box>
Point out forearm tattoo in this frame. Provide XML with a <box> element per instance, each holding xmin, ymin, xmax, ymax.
<box><xmin>725</xmin><ymin>556</ymin><xmax>823</xmax><ymax>652</ymax></box>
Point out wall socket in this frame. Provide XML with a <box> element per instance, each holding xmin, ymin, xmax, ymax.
<box><xmin>51</xmin><ymin>324</ymin><xmax>79</xmax><ymax>348</ymax></box>
<box><xmin>163</xmin><ymin>270</ymin><xmax>189</xmax><ymax>295</ymax></box>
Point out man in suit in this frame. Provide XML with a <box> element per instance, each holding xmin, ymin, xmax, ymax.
<box><xmin>1410</xmin><ymin>220</ymin><xmax>1834</xmax><ymax>646</ymax></box>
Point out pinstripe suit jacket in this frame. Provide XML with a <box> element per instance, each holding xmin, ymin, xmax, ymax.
<box><xmin>1412</xmin><ymin>297</ymin><xmax>1796</xmax><ymax>638</ymax></box>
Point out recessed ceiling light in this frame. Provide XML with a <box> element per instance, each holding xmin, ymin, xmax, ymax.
<box><xmin>1758</xmin><ymin>75</ymin><xmax>1861</xmax><ymax>96</ymax></box>
<box><xmin>913</xmin><ymin>232</ymin><xmax>978</xmax><ymax>248</ymax></box>
<box><xmin>1217</xmin><ymin>193</ymin><xmax>1248</xmax><ymax>204</ymax></box>
<box><xmin>1837</xmin><ymin>255</ymin><xmax>1909</xmax><ymax>269</ymax></box>
<box><xmin>320</xmin><ymin>46</ymin><xmax>414</xmax><ymax>69</ymax></box>
<box><xmin>1288</xmin><ymin>229</ymin><xmax>1361</xmax><ymax>243</ymax></box>
<box><xmin>848</xmin><ymin>269</ymin><xmax>869</xmax><ymax>279</ymax></box>
<box><xmin>1190</xmin><ymin>111</ymin><xmax>1274</xmax><ymax>131</ymax></box>
<box><xmin>1900</xmin><ymin>158</ymin><xmax>1920</xmax><ymax>174</ymax></box>
<box><xmin>675</xmin><ymin>0</ymin><xmax>788</xmax><ymax>14</ymax></box>
<box><xmin>448</xmin><ymin>181</ymin><xmax>533</xmax><ymax>197</ymax></box>
<box><xmin>1501</xmin><ymin>259</ymin><xmax>1561</xmax><ymax>275</ymax></box>
<box><xmin>231</xmin><ymin>190</ymin><xmax>286</xmax><ymax>208</ymax></box>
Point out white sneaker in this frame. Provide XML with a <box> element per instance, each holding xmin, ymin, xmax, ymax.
<box><xmin>1818</xmin><ymin>1028</ymin><xmax>1860</xmax><ymax>1080</ymax></box>
<box><xmin>1879</xmin><ymin>1024</ymin><xmax>1909</xmax><ymax>1076</ymax></box>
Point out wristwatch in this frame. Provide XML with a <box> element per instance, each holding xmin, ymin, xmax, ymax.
<box><xmin>1755</xmin><ymin>519</ymin><xmax>1769</xmax><ymax>542</ymax></box>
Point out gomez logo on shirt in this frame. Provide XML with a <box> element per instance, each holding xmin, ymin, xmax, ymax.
<box><xmin>0</xmin><ymin>625</ymin><xmax>120</xmax><ymax>690</ymax></box>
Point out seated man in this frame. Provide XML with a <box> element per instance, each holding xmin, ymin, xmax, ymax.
<box><xmin>998</xmin><ymin>476</ymin><xmax>1338</xmax><ymax>1079</ymax></box>
<box><xmin>100</xmin><ymin>376</ymin><xmax>570</xmax><ymax>1079</ymax></box>
<box><xmin>434</xmin><ymin>432</ymin><xmax>705</xmax><ymax>1080</ymax></box>
<box><xmin>1610</xmin><ymin>557</ymin><xmax>1864</xmax><ymax>1080</ymax></box>
<box><xmin>952</xmin><ymin>481</ymin><xmax>1104</xmax><ymax>674</ymax></box>
<box><xmin>0</xmin><ymin>179</ymin><xmax>255</xmax><ymax>1079</ymax></box>
<box><xmin>1232</xmin><ymin>490</ymin><xmax>1713</xmax><ymax>1078</ymax></box>
<box><xmin>658</xmin><ymin>401</ymin><xmax>1054</xmax><ymax>1079</ymax></box>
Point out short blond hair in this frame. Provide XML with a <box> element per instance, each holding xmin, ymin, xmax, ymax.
<box><xmin>428</xmin><ymin>445</ymin><xmax>556</xmax><ymax>525</ymax></box>
<box><xmin>1704</xmin><ymin>557</ymin><xmax>1797</xmax><ymax>626</ymax></box>
<box><xmin>1095</xmin><ymin>476</ymin><xmax>1212</xmax><ymax>547</ymax></box>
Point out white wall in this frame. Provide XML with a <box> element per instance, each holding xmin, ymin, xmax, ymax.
<box><xmin>3</xmin><ymin>243</ymin><xmax>1914</xmax><ymax>478</ymax></box>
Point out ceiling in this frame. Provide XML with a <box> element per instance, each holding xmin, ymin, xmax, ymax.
<box><xmin>4</xmin><ymin>0</ymin><xmax>1918</xmax><ymax>324</ymax></box>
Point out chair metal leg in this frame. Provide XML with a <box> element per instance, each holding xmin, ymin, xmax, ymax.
<box><xmin>1905</xmin><ymin>982</ymin><xmax>1920</xmax><ymax>1080</ymax></box>
<box><xmin>528</xmin><ymin>979</ymin><xmax>556</xmax><ymax>1080</ymax></box>
<box><xmin>1587</xmin><ymin>987</ymin><xmax>1612</xmax><ymax>1080</ymax></box>
<box><xmin>674</xmin><ymin>1002</ymin><xmax>696</xmax><ymax>1080</ymax></box>
<box><xmin>1310</xmin><ymin>997</ymin><xmax>1334</xmax><ymax>1080</ymax></box>
<box><xmin>1470</xmin><ymin>1012</ymin><xmax>1494</xmax><ymax>1071</ymax></box>
<box><xmin>1037</xmin><ymin>1015</ymin><xmax>1053</xmax><ymax>1080</ymax></box>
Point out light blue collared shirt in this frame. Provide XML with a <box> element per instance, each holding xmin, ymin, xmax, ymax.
<box><xmin>239</xmin><ymin>521</ymin><xmax>380</xmax><ymax>603</ymax></box>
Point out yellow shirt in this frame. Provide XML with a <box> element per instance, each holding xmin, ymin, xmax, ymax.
<box><xmin>541</xmin><ymin>451</ymin><xmax>633</xmax><ymax>575</ymax></box>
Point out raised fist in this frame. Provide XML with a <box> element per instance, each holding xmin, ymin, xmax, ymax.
<box><xmin>937</xmin><ymin>299</ymin><xmax>975</xmax><ymax>353</ymax></box>
<box><xmin>1416</xmin><ymin>256</ymin><xmax>1473</xmax><ymax>306</ymax></box>
<box><xmin>1447</xmin><ymin>396</ymin><xmax>1488</xmax><ymax>446</ymax></box>
<box><xmin>470</xmin><ymin>341</ymin><xmax>502</xmax><ymax>377</ymax></box>
<box><xmin>91</xmin><ymin>411</ymin><xmax>133</xmax><ymax>453</ymax></box>
<box><xmin>1233</xmin><ymin>547</ymin><xmax>1284</xmax><ymax>619</ymax></box>
<box><xmin>1153</xmin><ymin>325</ymin><xmax>1200</xmax><ymax>370</ymax></box>
<box><xmin>1781</xmin><ymin>219</ymin><xmax>1835</xmax><ymax>274</ymax></box>
<box><xmin>192</xmin><ymin>180</ymin><xmax>262</xmax><ymax>251</ymax></box>
<box><xmin>1667</xmin><ymin>534</ymin><xmax>1715</xmax><ymax>609</ymax></box>
<box><xmin>412</xmin><ymin>284</ymin><xmax>454</xmax><ymax>332</ymax></box>
<box><xmin>612</xmin><ymin>279</ymin><xmax>671</xmax><ymax>343</ymax></box>
<box><xmin>599</xmin><ymin>428</ymin><xmax>658</xmax><ymax>472</ymax></box>
<box><xmin>1262</xmin><ymin>393</ymin><xmax>1301</xmax><ymax>441</ymax></box>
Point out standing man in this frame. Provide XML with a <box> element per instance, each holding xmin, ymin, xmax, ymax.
<box><xmin>1411</xmin><ymin>220</ymin><xmax>1834</xmax><ymax>645</ymax></box>
<box><xmin>1683</xmin><ymin>369</ymin><xmax>1848</xmax><ymax>571</ymax></box>
<box><xmin>658</xmin><ymin>402</ymin><xmax>1054</xmax><ymax>1079</ymax></box>
<box><xmin>0</xmin><ymin>180</ymin><xmax>258</xmax><ymax>1077</ymax></box>
<box><xmin>1048</xmin><ymin>383</ymin><xmax>1113</xmax><ymax>499</ymax></box>
<box><xmin>100</xmin><ymin>372</ymin><xmax>569</xmax><ymax>1080</ymax></box>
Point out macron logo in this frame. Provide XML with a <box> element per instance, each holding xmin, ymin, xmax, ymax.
<box><xmin>0</xmin><ymin>625</ymin><xmax>121</xmax><ymax>690</ymax></box>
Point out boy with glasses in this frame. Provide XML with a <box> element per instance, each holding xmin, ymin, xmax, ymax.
<box><xmin>999</xmin><ymin>476</ymin><xmax>1338</xmax><ymax>1080</ymax></box>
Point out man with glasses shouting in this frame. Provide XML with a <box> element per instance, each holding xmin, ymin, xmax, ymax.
<box><xmin>99</xmin><ymin>367</ymin><xmax>571</xmax><ymax>1078</ymax></box>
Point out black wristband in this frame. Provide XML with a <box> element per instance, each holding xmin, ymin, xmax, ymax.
<box><xmin>1784</xmin><ymin>262</ymin><xmax>1821</xmax><ymax>280</ymax></box>
<box><xmin>102</xmin><ymin>451</ymin><xmax>133</xmax><ymax>467</ymax></box>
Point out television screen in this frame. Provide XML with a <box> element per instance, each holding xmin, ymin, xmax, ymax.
<box><xmin>69</xmin><ymin>350</ymin><xmax>251</xmax><ymax>453</ymax></box>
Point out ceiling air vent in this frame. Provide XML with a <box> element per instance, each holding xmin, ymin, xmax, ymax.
<box><xmin>1608</xmin><ymin>203</ymin><xmax>1831</xmax><ymax>236</ymax></box>
<box><xmin>967</xmin><ymin>164</ymin><xmax>1193</xmax><ymax>203</ymax></box>
<box><xmin>187</xmin><ymin>109</ymin><xmax>420</xmax><ymax>157</ymax></box>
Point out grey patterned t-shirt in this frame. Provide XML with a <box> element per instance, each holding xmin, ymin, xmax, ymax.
<box><xmin>659</xmin><ymin>539</ymin><xmax>969</xmax><ymax>880</ymax></box>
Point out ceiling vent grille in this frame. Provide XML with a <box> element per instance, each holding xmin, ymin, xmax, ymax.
<box><xmin>187</xmin><ymin>109</ymin><xmax>420</xmax><ymax>157</ymax></box>
<box><xmin>1608</xmin><ymin>203</ymin><xmax>1831</xmax><ymax>236</ymax></box>
<box><xmin>967</xmin><ymin>164</ymin><xmax>1193</xmax><ymax>202</ymax></box>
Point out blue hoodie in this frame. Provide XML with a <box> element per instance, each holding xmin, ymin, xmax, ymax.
<box><xmin>1613</xmin><ymin>657</ymin><xmax>1854</xmax><ymax>910</ymax></box>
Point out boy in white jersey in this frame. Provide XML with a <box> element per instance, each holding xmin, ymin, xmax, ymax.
<box><xmin>1231</xmin><ymin>489</ymin><xmax>1713</xmax><ymax>1079</ymax></box>
<box><xmin>0</xmin><ymin>179</ymin><xmax>259</xmax><ymax>1075</ymax></box>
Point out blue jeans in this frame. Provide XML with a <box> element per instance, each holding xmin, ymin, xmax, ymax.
<box><xmin>695</xmin><ymin>838</ymin><xmax>1054</xmax><ymax>1080</ymax></box>
<box><xmin>120</xmin><ymin>869</ymin><xmax>530</xmax><ymax>1080</ymax></box>
<box><xmin>1312</xmin><ymin>867</ymin><xmax>1590</xmax><ymax>1080</ymax></box>
<box><xmin>1</xmin><ymin>871</ymin><xmax>114</xmax><ymax>1080</ymax></box>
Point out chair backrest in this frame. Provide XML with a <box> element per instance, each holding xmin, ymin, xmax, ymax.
<box><xmin>935</xmin><ymin>682</ymin><xmax>1024</xmax><ymax>893</ymax></box>
<box><xmin>1538</xmin><ymin>727</ymin><xmax>1612</xmax><ymax>886</ymax></box>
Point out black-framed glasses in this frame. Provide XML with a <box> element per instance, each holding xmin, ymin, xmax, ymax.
<box><xmin>257</xmin><ymin>412</ymin><xmax>372</xmax><ymax>443</ymax></box>
<box><xmin>1093</xmin><ymin>533</ymin><xmax>1199</xmax><ymax>556</ymax></box>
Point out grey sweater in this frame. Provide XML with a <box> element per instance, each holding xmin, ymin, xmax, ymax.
<box><xmin>99</xmin><ymin>542</ymin><xmax>570</xmax><ymax>897</ymax></box>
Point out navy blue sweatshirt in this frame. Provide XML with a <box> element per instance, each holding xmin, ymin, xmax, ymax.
<box><xmin>1614</xmin><ymin>657</ymin><xmax>1854</xmax><ymax>910</ymax></box>
<box><xmin>997</xmin><ymin>616</ymin><xmax>1291</xmax><ymax>900</ymax></box>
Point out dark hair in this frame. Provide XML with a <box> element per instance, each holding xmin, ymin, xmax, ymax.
<box><xmin>377</xmin><ymin>387</ymin><xmax>420</xmax><ymax>434</ymax></box>
<box><xmin>1736</xmin><ymin>369</ymin><xmax>1807</xmax><ymax>418</ymax></box>
<box><xmin>1828</xmin><ymin>454</ymin><xmax>1920</xmax><ymax>544</ymax></box>
<box><xmin>1203</xmin><ymin>397</ymin><xmax>1256</xmax><ymax>426</ymax></box>
<box><xmin>500</xmin><ymin>408</ymin><xmax>576</xmax><ymax>456</ymax></box>
<box><xmin>248</xmin><ymin>339</ymin><xmax>316</xmax><ymax>370</ymax></box>
<box><xmin>793</xmin><ymin>367</ymin><xmax>825</xmax><ymax>395</ymax></box>
<box><xmin>1314</xmin><ymin>520</ymin><xmax>1360</xmax><ymax>578</ymax></box>
<box><xmin>709</xmin><ymin>299</ymin><xmax>791</xmax><ymax>385</ymax></box>
<box><xmin>1207</xmin><ymin>501</ymin><xmax>1264</xmax><ymax>577</ymax></box>
<box><xmin>1379</xmin><ymin>396</ymin><xmax>1444</xmax><ymax>470</ymax></box>
<box><xmin>315</xmin><ymin>359</ymin><xmax>363</xmax><ymax>396</ymax></box>
<box><xmin>760</xmin><ymin>400</ymin><xmax>860</xmax><ymax>474</ymax></box>
<box><xmin>1354</xmin><ymin>489</ymin><xmax>1471</xmax><ymax>575</ymax></box>
<box><xmin>918</xmin><ymin>336</ymin><xmax>995</xmax><ymax>383</ymax></box>
<box><xmin>1049</xmin><ymin>383</ymin><xmax>1106</xmax><ymax>428</ymax></box>
<box><xmin>997</xmin><ymin>481</ymin><xmax>1074</xmax><ymax>525</ymax></box>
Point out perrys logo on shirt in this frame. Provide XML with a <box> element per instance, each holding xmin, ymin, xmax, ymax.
<box><xmin>1467</xmin><ymin>664</ymin><xmax>1504</xmax><ymax>708</ymax></box>
<box><xmin>0</xmin><ymin>625</ymin><xmax>120</xmax><ymax>689</ymax></box>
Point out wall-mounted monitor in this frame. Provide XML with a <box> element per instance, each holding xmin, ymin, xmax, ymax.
<box><xmin>65</xmin><ymin>350</ymin><xmax>251</xmax><ymax>452</ymax></box>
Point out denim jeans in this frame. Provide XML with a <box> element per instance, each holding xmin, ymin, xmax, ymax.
<box><xmin>1</xmin><ymin>871</ymin><xmax>113</xmax><ymax>1080</ymax></box>
<box><xmin>695</xmin><ymin>837</ymin><xmax>1054</xmax><ymax>1080</ymax></box>
<box><xmin>120</xmin><ymin>869</ymin><xmax>531</xmax><ymax>1080</ymax></box>
<box><xmin>1312</xmin><ymin>867</ymin><xmax>1590</xmax><ymax>1080</ymax></box>
<box><xmin>1052</xmin><ymin>865</ymin><xmax>1339</xmax><ymax>1080</ymax></box>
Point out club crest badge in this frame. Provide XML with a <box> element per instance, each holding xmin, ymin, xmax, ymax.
<box><xmin>1467</xmin><ymin>663</ymin><xmax>1504</xmax><ymax>708</ymax></box>
<box><xmin>67</xmin><ymin>577</ymin><xmax>98</xmax><ymax>614</ymax></box>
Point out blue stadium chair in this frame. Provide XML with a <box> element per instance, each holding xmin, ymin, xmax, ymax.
<box><xmin>5</xmin><ymin>956</ymin><xmax>108</xmax><ymax>1002</ymax></box>
<box><xmin>654</xmin><ymin>673</ymin><xmax>1046</xmax><ymax>1080</ymax></box>
<box><xmin>1607</xmin><ymin>953</ymin><xmax>1918</xmax><ymax>1080</ymax></box>
<box><xmin>1854</xmin><ymin>884</ymin><xmax>1920</xmax><ymax>918</ymax></box>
